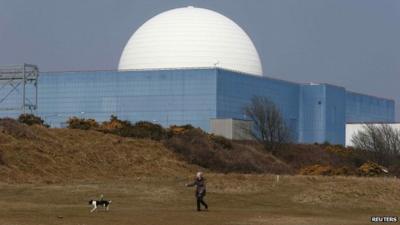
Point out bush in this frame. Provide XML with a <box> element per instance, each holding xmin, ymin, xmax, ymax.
<box><xmin>129</xmin><ymin>121</ymin><xmax>165</xmax><ymax>140</ymax></box>
<box><xmin>164</xmin><ymin>128</ymin><xmax>291</xmax><ymax>173</ymax></box>
<box><xmin>357</xmin><ymin>161</ymin><xmax>388</xmax><ymax>177</ymax></box>
<box><xmin>100</xmin><ymin>116</ymin><xmax>166</xmax><ymax>140</ymax></box>
<box><xmin>324</xmin><ymin>145</ymin><xmax>367</xmax><ymax>167</ymax></box>
<box><xmin>101</xmin><ymin>115</ymin><xmax>124</xmax><ymax>130</ymax></box>
<box><xmin>300</xmin><ymin>164</ymin><xmax>334</xmax><ymax>176</ymax></box>
<box><xmin>275</xmin><ymin>144</ymin><xmax>344</xmax><ymax>170</ymax></box>
<box><xmin>18</xmin><ymin>114</ymin><xmax>48</xmax><ymax>127</ymax></box>
<box><xmin>300</xmin><ymin>164</ymin><xmax>354</xmax><ymax>176</ymax></box>
<box><xmin>325</xmin><ymin>145</ymin><xmax>349</xmax><ymax>156</ymax></box>
<box><xmin>67</xmin><ymin>117</ymin><xmax>99</xmax><ymax>130</ymax></box>
<box><xmin>66</xmin><ymin>115</ymin><xmax>166</xmax><ymax>140</ymax></box>
<box><xmin>209</xmin><ymin>134</ymin><xmax>233</xmax><ymax>150</ymax></box>
<box><xmin>166</xmin><ymin>124</ymin><xmax>194</xmax><ymax>137</ymax></box>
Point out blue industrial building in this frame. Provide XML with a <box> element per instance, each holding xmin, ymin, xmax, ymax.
<box><xmin>24</xmin><ymin>68</ymin><xmax>392</xmax><ymax>145</ymax></box>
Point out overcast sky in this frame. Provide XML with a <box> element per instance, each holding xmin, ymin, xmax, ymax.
<box><xmin>0</xmin><ymin>0</ymin><xmax>399</xmax><ymax>120</ymax></box>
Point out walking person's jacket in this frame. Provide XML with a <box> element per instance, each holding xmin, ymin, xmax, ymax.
<box><xmin>187</xmin><ymin>177</ymin><xmax>206</xmax><ymax>197</ymax></box>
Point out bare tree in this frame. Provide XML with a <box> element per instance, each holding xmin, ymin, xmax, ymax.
<box><xmin>243</xmin><ymin>96</ymin><xmax>292</xmax><ymax>152</ymax></box>
<box><xmin>352</xmin><ymin>124</ymin><xmax>400</xmax><ymax>166</ymax></box>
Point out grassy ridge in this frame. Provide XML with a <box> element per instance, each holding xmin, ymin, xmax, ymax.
<box><xmin>0</xmin><ymin>120</ymin><xmax>198</xmax><ymax>183</ymax></box>
<box><xmin>0</xmin><ymin>118</ymin><xmax>393</xmax><ymax>183</ymax></box>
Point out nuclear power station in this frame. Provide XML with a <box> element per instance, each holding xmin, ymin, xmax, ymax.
<box><xmin>0</xmin><ymin>7</ymin><xmax>395</xmax><ymax>145</ymax></box>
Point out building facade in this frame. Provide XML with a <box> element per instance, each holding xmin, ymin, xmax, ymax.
<box><xmin>0</xmin><ymin>67</ymin><xmax>393</xmax><ymax>145</ymax></box>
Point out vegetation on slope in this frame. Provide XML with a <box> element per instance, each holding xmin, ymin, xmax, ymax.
<box><xmin>1</xmin><ymin>115</ymin><xmax>398</xmax><ymax>185</ymax></box>
<box><xmin>0</xmin><ymin>118</ymin><xmax>196</xmax><ymax>183</ymax></box>
<box><xmin>164</xmin><ymin>127</ymin><xmax>291</xmax><ymax>174</ymax></box>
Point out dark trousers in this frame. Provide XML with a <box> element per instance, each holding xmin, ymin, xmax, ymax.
<box><xmin>196</xmin><ymin>196</ymin><xmax>208</xmax><ymax>210</ymax></box>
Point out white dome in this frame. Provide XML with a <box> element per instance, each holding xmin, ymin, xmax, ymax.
<box><xmin>118</xmin><ymin>6</ymin><xmax>263</xmax><ymax>76</ymax></box>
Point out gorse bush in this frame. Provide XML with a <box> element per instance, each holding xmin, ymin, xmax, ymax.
<box><xmin>67</xmin><ymin>115</ymin><xmax>165</xmax><ymax>140</ymax></box>
<box><xmin>101</xmin><ymin>115</ymin><xmax>124</xmax><ymax>130</ymax></box>
<box><xmin>67</xmin><ymin>117</ymin><xmax>99</xmax><ymax>130</ymax></box>
<box><xmin>166</xmin><ymin>124</ymin><xmax>194</xmax><ymax>137</ymax></box>
<box><xmin>299</xmin><ymin>164</ymin><xmax>354</xmax><ymax>176</ymax></box>
<box><xmin>101</xmin><ymin>116</ymin><xmax>165</xmax><ymax>140</ymax></box>
<box><xmin>18</xmin><ymin>114</ymin><xmax>48</xmax><ymax>127</ymax></box>
<box><xmin>100</xmin><ymin>116</ymin><xmax>132</xmax><ymax>136</ymax></box>
<box><xmin>357</xmin><ymin>161</ymin><xmax>388</xmax><ymax>177</ymax></box>
<box><xmin>120</xmin><ymin>121</ymin><xmax>165</xmax><ymax>140</ymax></box>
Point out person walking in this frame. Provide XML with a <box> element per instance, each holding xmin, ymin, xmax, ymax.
<box><xmin>186</xmin><ymin>172</ymin><xmax>208</xmax><ymax>211</ymax></box>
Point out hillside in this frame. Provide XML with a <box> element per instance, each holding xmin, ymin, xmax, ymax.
<box><xmin>0</xmin><ymin>119</ymin><xmax>198</xmax><ymax>183</ymax></box>
<box><xmin>0</xmin><ymin>118</ymin><xmax>394</xmax><ymax>183</ymax></box>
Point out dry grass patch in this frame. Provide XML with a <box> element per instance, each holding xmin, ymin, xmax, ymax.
<box><xmin>0</xmin><ymin>175</ymin><xmax>397</xmax><ymax>225</ymax></box>
<box><xmin>0</xmin><ymin>121</ymin><xmax>200</xmax><ymax>183</ymax></box>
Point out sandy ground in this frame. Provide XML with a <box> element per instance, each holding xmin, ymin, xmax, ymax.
<box><xmin>0</xmin><ymin>174</ymin><xmax>398</xmax><ymax>225</ymax></box>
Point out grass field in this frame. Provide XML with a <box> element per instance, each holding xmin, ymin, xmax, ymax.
<box><xmin>0</xmin><ymin>174</ymin><xmax>398</xmax><ymax>225</ymax></box>
<box><xmin>1</xmin><ymin>121</ymin><xmax>399</xmax><ymax>224</ymax></box>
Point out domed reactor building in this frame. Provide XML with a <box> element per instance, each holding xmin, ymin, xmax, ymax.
<box><xmin>0</xmin><ymin>7</ymin><xmax>395</xmax><ymax>144</ymax></box>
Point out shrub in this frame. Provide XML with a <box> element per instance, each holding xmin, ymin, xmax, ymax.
<box><xmin>18</xmin><ymin>114</ymin><xmax>48</xmax><ymax>127</ymax></box>
<box><xmin>166</xmin><ymin>124</ymin><xmax>194</xmax><ymax>137</ymax></box>
<box><xmin>325</xmin><ymin>145</ymin><xmax>350</xmax><ymax>156</ymax></box>
<box><xmin>164</xmin><ymin>128</ymin><xmax>291</xmax><ymax>173</ymax></box>
<box><xmin>357</xmin><ymin>161</ymin><xmax>388</xmax><ymax>176</ymax></box>
<box><xmin>130</xmin><ymin>121</ymin><xmax>165</xmax><ymax>140</ymax></box>
<box><xmin>67</xmin><ymin>117</ymin><xmax>99</xmax><ymax>130</ymax></box>
<box><xmin>300</xmin><ymin>164</ymin><xmax>354</xmax><ymax>176</ymax></box>
<box><xmin>209</xmin><ymin>134</ymin><xmax>233</xmax><ymax>150</ymax></box>
<box><xmin>275</xmin><ymin>144</ymin><xmax>343</xmax><ymax>170</ymax></box>
<box><xmin>322</xmin><ymin>144</ymin><xmax>375</xmax><ymax>169</ymax></box>
<box><xmin>300</xmin><ymin>164</ymin><xmax>334</xmax><ymax>176</ymax></box>
<box><xmin>100</xmin><ymin>116</ymin><xmax>166</xmax><ymax>140</ymax></box>
<box><xmin>66</xmin><ymin>115</ymin><xmax>166</xmax><ymax>140</ymax></box>
<box><xmin>100</xmin><ymin>115</ymin><xmax>124</xmax><ymax>130</ymax></box>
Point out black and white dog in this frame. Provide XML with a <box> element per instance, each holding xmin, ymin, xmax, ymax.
<box><xmin>88</xmin><ymin>199</ymin><xmax>112</xmax><ymax>212</ymax></box>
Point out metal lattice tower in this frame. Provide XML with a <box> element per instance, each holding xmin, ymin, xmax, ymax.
<box><xmin>0</xmin><ymin>64</ymin><xmax>39</xmax><ymax>114</ymax></box>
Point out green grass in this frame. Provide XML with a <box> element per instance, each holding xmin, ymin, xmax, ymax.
<box><xmin>0</xmin><ymin>175</ymin><xmax>398</xmax><ymax>225</ymax></box>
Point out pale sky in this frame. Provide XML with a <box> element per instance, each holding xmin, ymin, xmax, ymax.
<box><xmin>0</xmin><ymin>0</ymin><xmax>399</xmax><ymax>120</ymax></box>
